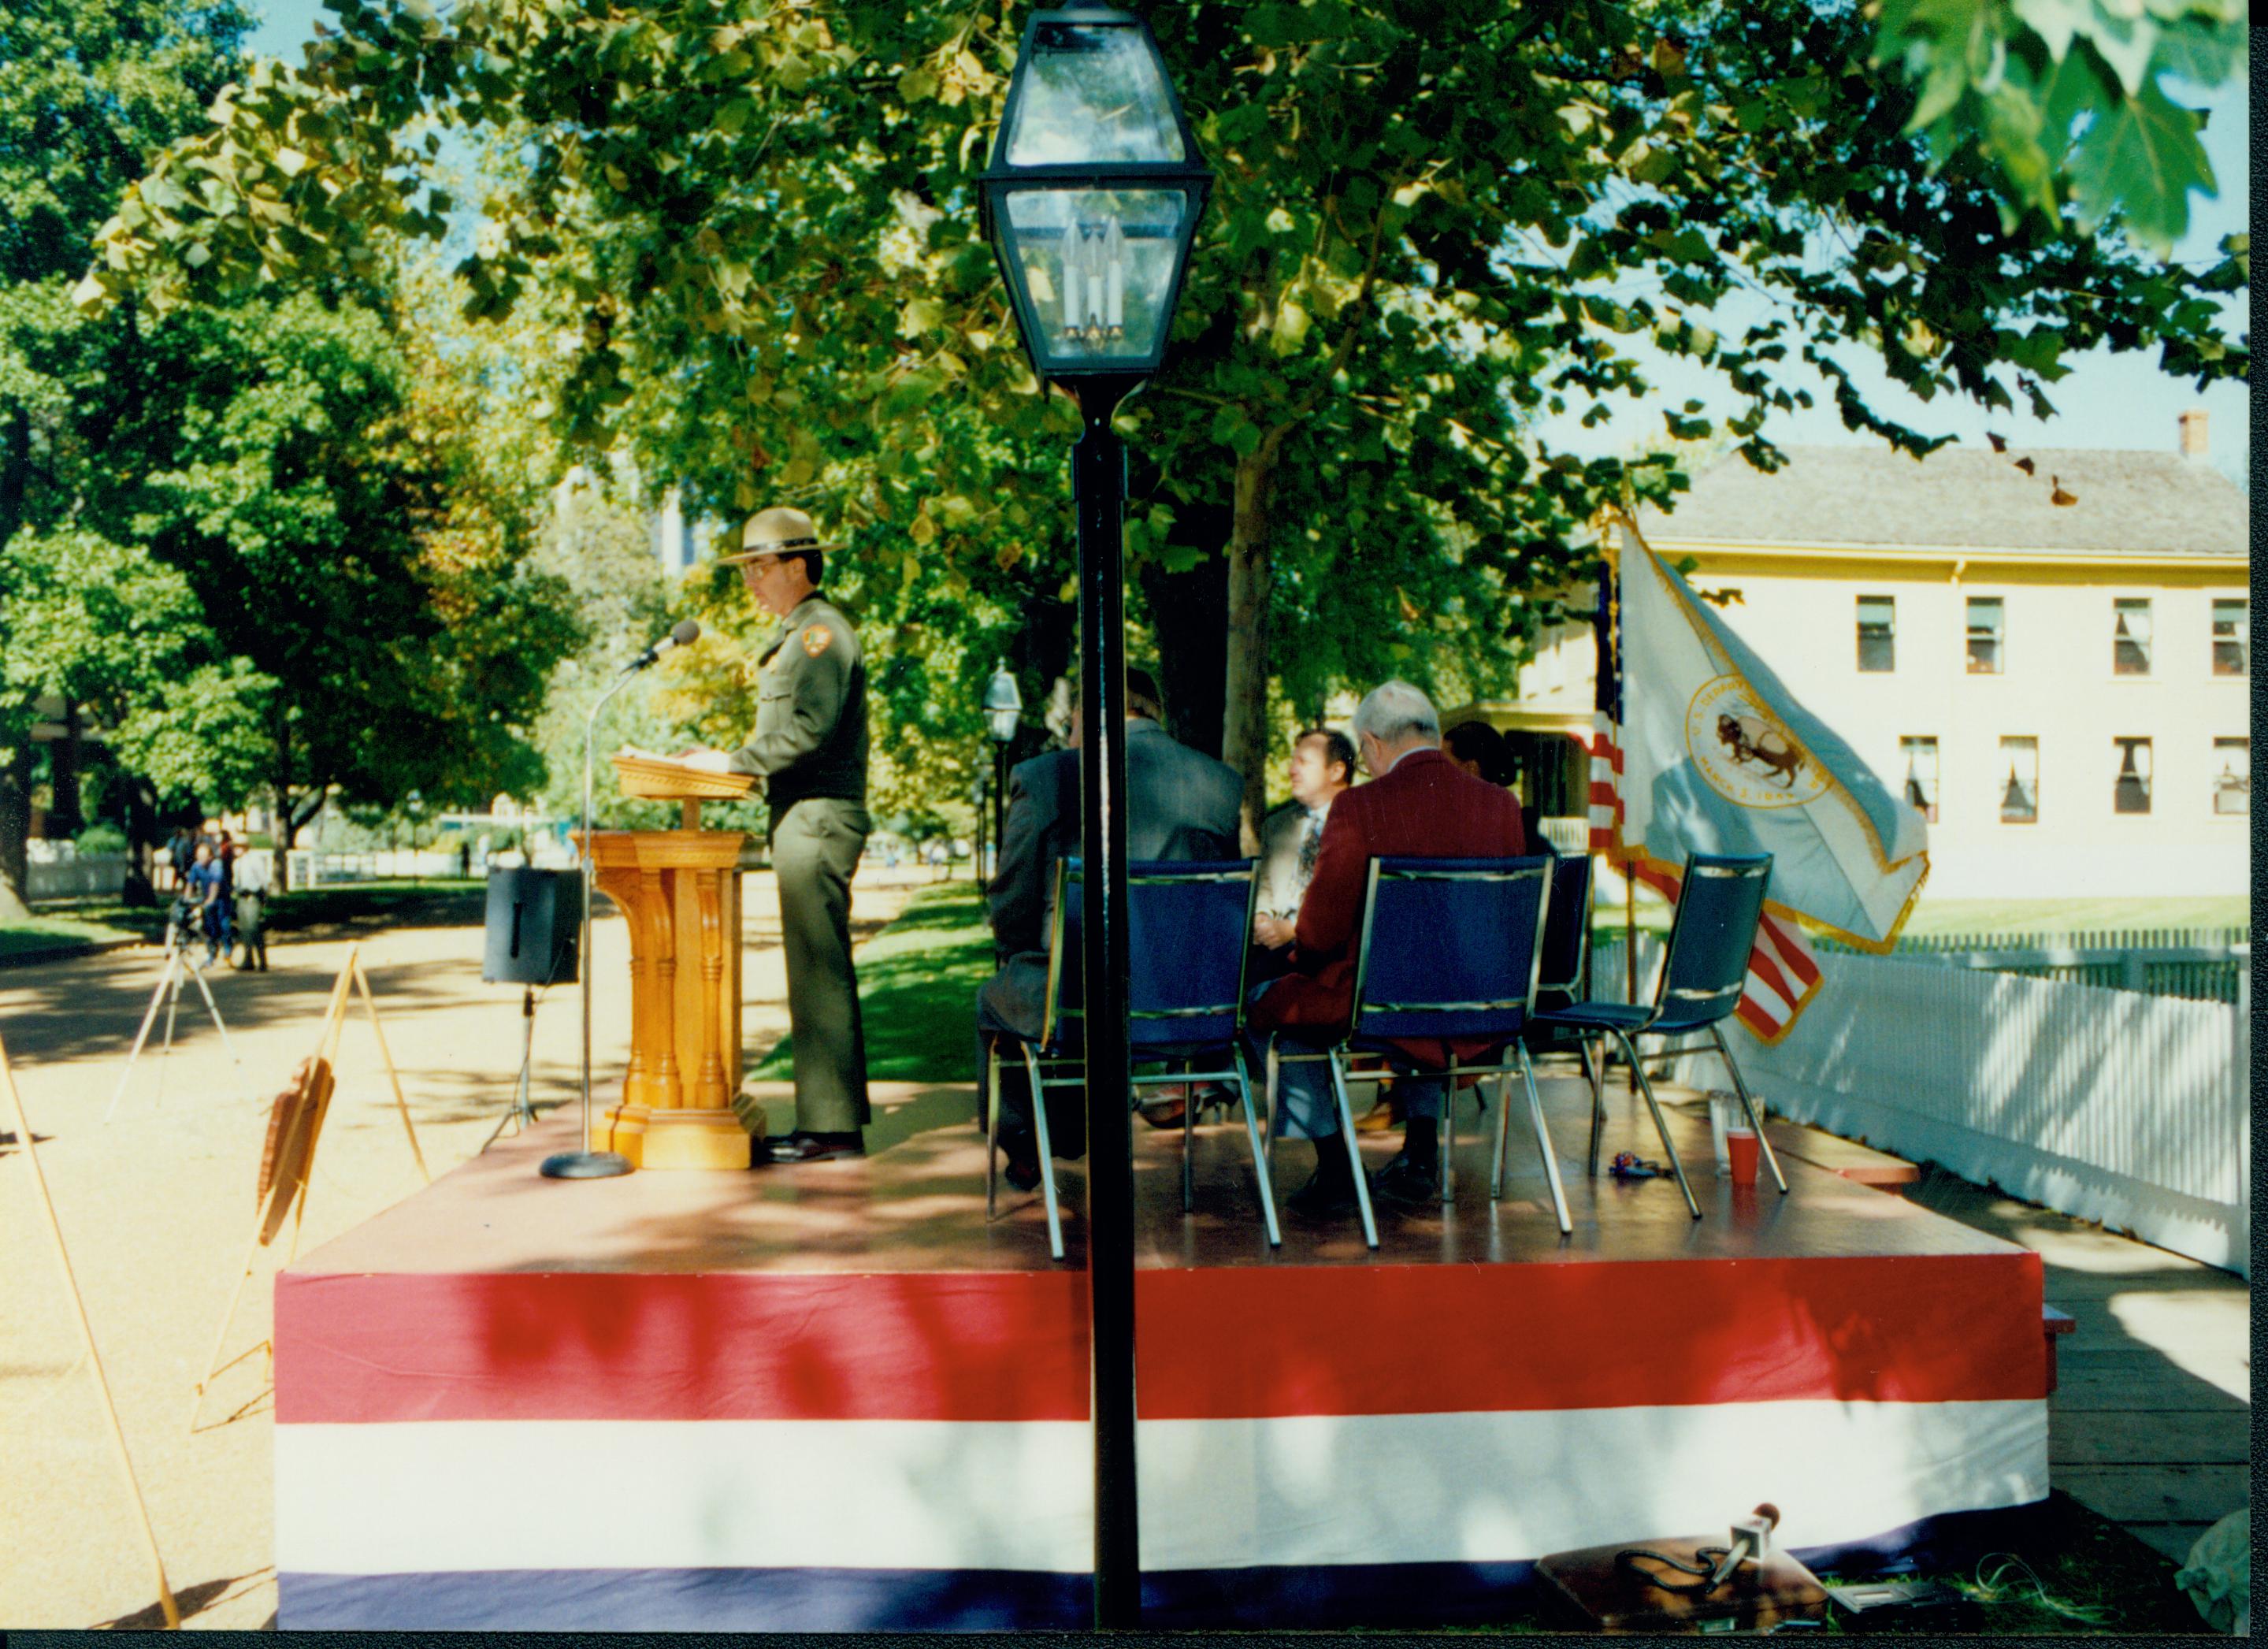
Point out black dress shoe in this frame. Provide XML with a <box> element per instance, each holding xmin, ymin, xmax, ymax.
<box><xmin>1286</xmin><ymin>1163</ymin><xmax>1363</xmax><ymax>1220</ymax></box>
<box><xmin>1000</xmin><ymin>1144</ymin><xmax>1043</xmax><ymax>1192</ymax></box>
<box><xmin>763</xmin><ymin>1131</ymin><xmax>866</xmax><ymax>1164</ymax></box>
<box><xmin>1374</xmin><ymin>1151</ymin><xmax>1442</xmax><ymax>1208</ymax></box>
<box><xmin>1135</xmin><ymin>1097</ymin><xmax>1187</xmax><ymax>1130</ymax></box>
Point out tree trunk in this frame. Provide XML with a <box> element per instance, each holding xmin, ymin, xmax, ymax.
<box><xmin>1135</xmin><ymin>511</ymin><xmax>1231</xmax><ymax>760</ymax></box>
<box><xmin>121</xmin><ymin>776</ymin><xmax>158</xmax><ymax>907</ymax></box>
<box><xmin>1219</xmin><ymin>435</ymin><xmax>1286</xmax><ymax>850</ymax></box>
<box><xmin>0</xmin><ymin>741</ymin><xmax>33</xmax><ymax>922</ymax></box>
<box><xmin>0</xmin><ymin>413</ymin><xmax>28</xmax><ymax>553</ymax></box>
<box><xmin>276</xmin><ymin>785</ymin><xmax>325</xmax><ymax>894</ymax></box>
<box><xmin>46</xmin><ymin>704</ymin><xmax>84</xmax><ymax>839</ymax></box>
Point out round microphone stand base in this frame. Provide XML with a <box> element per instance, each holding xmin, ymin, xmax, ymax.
<box><xmin>540</xmin><ymin>1149</ymin><xmax>633</xmax><ymax>1179</ymax></box>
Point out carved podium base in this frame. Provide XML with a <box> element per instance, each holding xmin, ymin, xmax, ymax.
<box><xmin>580</xmin><ymin>828</ymin><xmax>755</xmax><ymax>1170</ymax></box>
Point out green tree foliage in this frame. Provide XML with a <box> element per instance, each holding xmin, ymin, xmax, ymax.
<box><xmin>0</xmin><ymin>0</ymin><xmax>256</xmax><ymax>912</ymax></box>
<box><xmin>117</xmin><ymin>288</ymin><xmax>581</xmax><ymax>852</ymax></box>
<box><xmin>80</xmin><ymin>0</ymin><xmax>2251</xmax><ymax>838</ymax></box>
<box><xmin>0</xmin><ymin>0</ymin><xmax>577</xmax><ymax>908</ymax></box>
<box><xmin>1872</xmin><ymin>0</ymin><xmax>2247</xmax><ymax>254</ymax></box>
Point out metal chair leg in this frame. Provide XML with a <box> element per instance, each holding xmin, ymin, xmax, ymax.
<box><xmin>1232</xmin><ymin>1045</ymin><xmax>1281</xmax><ymax>1248</ymax></box>
<box><xmin>1710</xmin><ymin>1023</ymin><xmax>1789</xmax><ymax>1194</ymax></box>
<box><xmin>1584</xmin><ymin>1034</ymin><xmax>1608</xmax><ymax>1176</ymax></box>
<box><xmin>1021</xmin><ymin>1045</ymin><xmax>1066</xmax><ymax>1262</ymax></box>
<box><xmin>1519</xmin><ymin>1043</ymin><xmax>1572</xmax><ymax>1236</ymax></box>
<box><xmin>1182</xmin><ymin>1056</ymin><xmax>1196</xmax><ymax>1215</ymax></box>
<box><xmin>1263</xmin><ymin>1038</ymin><xmax>1279</xmax><ymax>1175</ymax></box>
<box><xmin>1440</xmin><ymin>1068</ymin><xmax>1457</xmax><ymax>1207</ymax></box>
<box><xmin>1610</xmin><ymin>1028</ymin><xmax>1700</xmax><ymax>1220</ymax></box>
<box><xmin>1489</xmin><ymin>1068</ymin><xmax>1513</xmax><ymax>1200</ymax></box>
<box><xmin>986</xmin><ymin>1040</ymin><xmax>1000</xmax><ymax>1221</ymax></box>
<box><xmin>1327</xmin><ymin>1052</ymin><xmax>1380</xmax><ymax>1250</ymax></box>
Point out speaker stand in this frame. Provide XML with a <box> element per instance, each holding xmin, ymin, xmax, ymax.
<box><xmin>483</xmin><ymin>985</ymin><xmax>546</xmax><ymax>1153</ymax></box>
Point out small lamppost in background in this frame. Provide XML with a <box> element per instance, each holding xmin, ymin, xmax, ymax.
<box><xmin>982</xmin><ymin>659</ymin><xmax>1023</xmax><ymax>871</ymax></box>
<box><xmin>978</xmin><ymin>6</ymin><xmax>1211</xmax><ymax>1626</ymax></box>
<box><xmin>967</xmin><ymin>774</ymin><xmax>989</xmax><ymax>884</ymax></box>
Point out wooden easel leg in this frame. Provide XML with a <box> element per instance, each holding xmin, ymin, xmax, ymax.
<box><xmin>1</xmin><ymin>1035</ymin><xmax>184</xmax><ymax>1629</ymax></box>
<box><xmin>194</xmin><ymin>967</ymin><xmax>351</xmax><ymax>1437</ymax></box>
<box><xmin>187</xmin><ymin>1222</ymin><xmax>269</xmax><ymax>1438</ymax></box>
<box><xmin>351</xmin><ymin>959</ymin><xmax>428</xmax><ymax>1183</ymax></box>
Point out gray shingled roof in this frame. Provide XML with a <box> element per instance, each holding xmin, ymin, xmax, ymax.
<box><xmin>1636</xmin><ymin>444</ymin><xmax>2248</xmax><ymax>557</ymax></box>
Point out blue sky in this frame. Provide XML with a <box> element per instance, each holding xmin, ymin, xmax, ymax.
<box><xmin>244</xmin><ymin>0</ymin><xmax>2248</xmax><ymax>482</ymax></box>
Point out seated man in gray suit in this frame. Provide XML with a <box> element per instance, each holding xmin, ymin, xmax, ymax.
<box><xmin>975</xmin><ymin>667</ymin><xmax>1242</xmax><ymax>1189</ymax></box>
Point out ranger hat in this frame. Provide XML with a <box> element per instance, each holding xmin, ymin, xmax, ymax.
<box><xmin>717</xmin><ymin>505</ymin><xmax>842</xmax><ymax>566</ymax></box>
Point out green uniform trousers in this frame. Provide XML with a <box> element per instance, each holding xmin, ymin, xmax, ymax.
<box><xmin>770</xmin><ymin>796</ymin><xmax>872</xmax><ymax>1131</ymax></box>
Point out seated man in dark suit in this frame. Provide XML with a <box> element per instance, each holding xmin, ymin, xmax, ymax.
<box><xmin>976</xmin><ymin>667</ymin><xmax>1243</xmax><ymax>1189</ymax></box>
<box><xmin>1251</xmin><ymin>726</ymin><xmax>1356</xmax><ymax>973</ymax></box>
<box><xmin>1247</xmin><ymin>680</ymin><xmax>1527</xmax><ymax>1216</ymax></box>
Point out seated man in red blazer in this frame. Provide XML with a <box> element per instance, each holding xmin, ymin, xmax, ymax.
<box><xmin>1247</xmin><ymin>680</ymin><xmax>1527</xmax><ymax>1216</ymax></box>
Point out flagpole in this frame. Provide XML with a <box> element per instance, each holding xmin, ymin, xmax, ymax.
<box><xmin>1603</xmin><ymin>517</ymin><xmax>1639</xmax><ymax>1083</ymax></box>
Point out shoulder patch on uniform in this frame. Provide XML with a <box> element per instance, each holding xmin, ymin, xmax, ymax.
<box><xmin>802</xmin><ymin>625</ymin><xmax>833</xmax><ymax>657</ymax></box>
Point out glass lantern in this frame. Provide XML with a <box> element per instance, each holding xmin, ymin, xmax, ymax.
<box><xmin>978</xmin><ymin>8</ymin><xmax>1210</xmax><ymax>381</ymax></box>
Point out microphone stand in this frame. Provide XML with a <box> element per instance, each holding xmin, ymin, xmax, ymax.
<box><xmin>540</xmin><ymin>666</ymin><xmax>642</xmax><ymax>1179</ymax></box>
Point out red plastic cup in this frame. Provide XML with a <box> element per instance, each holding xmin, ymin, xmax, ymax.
<box><xmin>1726</xmin><ymin>1126</ymin><xmax>1759</xmax><ymax>1187</ymax></box>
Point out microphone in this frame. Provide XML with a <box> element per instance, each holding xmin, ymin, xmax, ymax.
<box><xmin>623</xmin><ymin>619</ymin><xmax>700</xmax><ymax>674</ymax></box>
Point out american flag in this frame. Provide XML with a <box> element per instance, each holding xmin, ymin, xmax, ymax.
<box><xmin>1588</xmin><ymin>562</ymin><xmax>1825</xmax><ymax>1045</ymax></box>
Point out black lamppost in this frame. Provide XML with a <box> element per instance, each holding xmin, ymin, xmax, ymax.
<box><xmin>982</xmin><ymin>660</ymin><xmax>1023</xmax><ymax>864</ymax></box>
<box><xmin>978</xmin><ymin>7</ymin><xmax>1210</xmax><ymax>1628</ymax></box>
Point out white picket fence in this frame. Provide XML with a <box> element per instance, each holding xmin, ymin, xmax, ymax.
<box><xmin>24</xmin><ymin>842</ymin><xmax>130</xmax><ymax>899</ymax></box>
<box><xmin>1591</xmin><ymin>934</ymin><xmax>2249</xmax><ymax>1275</ymax></box>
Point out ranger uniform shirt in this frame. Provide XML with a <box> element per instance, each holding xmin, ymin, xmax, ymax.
<box><xmin>728</xmin><ymin>592</ymin><xmax>868</xmax><ymax>809</ymax></box>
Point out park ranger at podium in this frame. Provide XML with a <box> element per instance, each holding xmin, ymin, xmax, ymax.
<box><xmin>684</xmin><ymin>506</ymin><xmax>872</xmax><ymax>1164</ymax></box>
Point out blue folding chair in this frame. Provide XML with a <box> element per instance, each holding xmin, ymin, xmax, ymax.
<box><xmin>1528</xmin><ymin>851</ymin><xmax>1788</xmax><ymax>1220</ymax></box>
<box><xmin>986</xmin><ymin>857</ymin><xmax>1279</xmax><ymax>1261</ymax></box>
<box><xmin>1521</xmin><ymin>849</ymin><xmax>1605</xmax><ymax>1125</ymax></box>
<box><xmin>1266</xmin><ymin>853</ymin><xmax>1568</xmax><ymax>1245</ymax></box>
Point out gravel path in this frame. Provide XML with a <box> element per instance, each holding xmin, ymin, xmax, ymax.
<box><xmin>1</xmin><ymin>866</ymin><xmax>927</xmax><ymax>1629</ymax></box>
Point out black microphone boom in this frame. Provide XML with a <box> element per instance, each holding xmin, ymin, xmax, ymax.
<box><xmin>623</xmin><ymin>618</ymin><xmax>701</xmax><ymax>674</ymax></box>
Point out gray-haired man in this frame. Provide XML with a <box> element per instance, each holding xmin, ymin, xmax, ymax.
<box><xmin>1246</xmin><ymin>681</ymin><xmax>1527</xmax><ymax>1216</ymax></box>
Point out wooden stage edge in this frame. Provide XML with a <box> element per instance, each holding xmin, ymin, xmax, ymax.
<box><xmin>273</xmin><ymin>1075</ymin><xmax>2057</xmax><ymax>1631</ymax></box>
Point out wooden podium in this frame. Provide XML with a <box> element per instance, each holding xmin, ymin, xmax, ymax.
<box><xmin>581</xmin><ymin>756</ymin><xmax>761</xmax><ymax>1170</ymax></box>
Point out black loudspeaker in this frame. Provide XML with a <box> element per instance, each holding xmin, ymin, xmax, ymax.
<box><xmin>482</xmin><ymin>868</ymin><xmax>581</xmax><ymax>986</ymax></box>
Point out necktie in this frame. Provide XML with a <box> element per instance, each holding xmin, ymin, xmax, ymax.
<box><xmin>1294</xmin><ymin>811</ymin><xmax>1323</xmax><ymax>893</ymax></box>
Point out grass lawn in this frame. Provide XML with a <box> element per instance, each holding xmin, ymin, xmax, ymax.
<box><xmin>0</xmin><ymin>908</ymin><xmax>151</xmax><ymax>959</ymax></box>
<box><xmin>748</xmin><ymin>881</ymin><xmax>993</xmax><ymax>1084</ymax></box>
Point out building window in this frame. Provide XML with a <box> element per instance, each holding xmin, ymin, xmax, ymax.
<box><xmin>1900</xmin><ymin>736</ymin><xmax>1939</xmax><ymax>823</ymax></box>
<box><xmin>1857</xmin><ymin>595</ymin><xmax>1895</xmax><ymax>673</ymax></box>
<box><xmin>1999</xmin><ymin>737</ymin><xmax>2038</xmax><ymax>823</ymax></box>
<box><xmin>1966</xmin><ymin>596</ymin><xmax>2004</xmax><ymax>674</ymax></box>
<box><xmin>2112</xmin><ymin>598</ymin><xmax>2152</xmax><ymax>675</ymax></box>
<box><xmin>2213</xmin><ymin>739</ymin><xmax>2248</xmax><ymax>815</ymax></box>
<box><xmin>2113</xmin><ymin>737</ymin><xmax>2152</xmax><ymax>814</ymax></box>
<box><xmin>2213</xmin><ymin>599</ymin><xmax>2248</xmax><ymax>676</ymax></box>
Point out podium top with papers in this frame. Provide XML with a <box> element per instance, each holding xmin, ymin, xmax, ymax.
<box><xmin>611</xmin><ymin>750</ymin><xmax>755</xmax><ymax>830</ymax></box>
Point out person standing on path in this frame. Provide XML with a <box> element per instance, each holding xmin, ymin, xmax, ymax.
<box><xmin>232</xmin><ymin>841</ymin><xmax>272</xmax><ymax>971</ymax></box>
<box><xmin>683</xmin><ymin>507</ymin><xmax>872</xmax><ymax>1164</ymax></box>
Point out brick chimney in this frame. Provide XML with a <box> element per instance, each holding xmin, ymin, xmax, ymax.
<box><xmin>2178</xmin><ymin>407</ymin><xmax>2209</xmax><ymax>458</ymax></box>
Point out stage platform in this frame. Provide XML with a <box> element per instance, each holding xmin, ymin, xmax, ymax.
<box><xmin>273</xmin><ymin>1074</ymin><xmax>2051</xmax><ymax>1630</ymax></box>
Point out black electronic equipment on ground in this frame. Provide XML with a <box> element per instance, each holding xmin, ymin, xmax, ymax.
<box><xmin>481</xmin><ymin>868</ymin><xmax>581</xmax><ymax>1151</ymax></box>
<box><xmin>482</xmin><ymin>868</ymin><xmax>580</xmax><ymax>987</ymax></box>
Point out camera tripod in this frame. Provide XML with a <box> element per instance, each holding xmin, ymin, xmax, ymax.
<box><xmin>102</xmin><ymin>920</ymin><xmax>244</xmax><ymax>1123</ymax></box>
